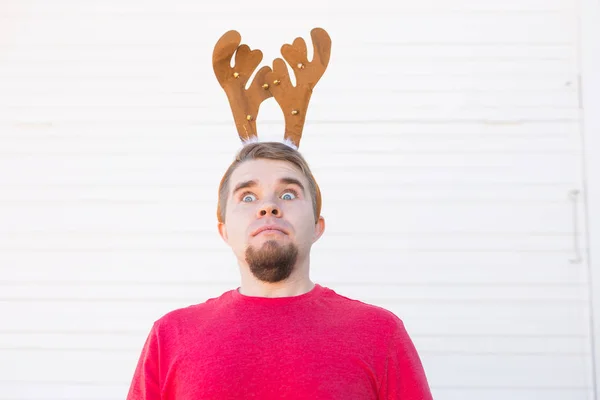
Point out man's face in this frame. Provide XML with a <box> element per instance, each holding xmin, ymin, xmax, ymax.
<box><xmin>218</xmin><ymin>158</ymin><xmax>325</xmax><ymax>282</ymax></box>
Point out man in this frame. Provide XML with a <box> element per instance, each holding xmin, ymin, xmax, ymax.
<box><xmin>126</xmin><ymin>27</ymin><xmax>433</xmax><ymax>399</ymax></box>
<box><xmin>126</xmin><ymin>141</ymin><xmax>434</xmax><ymax>399</ymax></box>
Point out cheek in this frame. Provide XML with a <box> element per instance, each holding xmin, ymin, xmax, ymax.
<box><xmin>295</xmin><ymin>210</ymin><xmax>318</xmax><ymax>239</ymax></box>
<box><xmin>226</xmin><ymin>207</ymin><xmax>254</xmax><ymax>239</ymax></box>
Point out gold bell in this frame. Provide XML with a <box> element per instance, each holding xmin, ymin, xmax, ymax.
<box><xmin>291</xmin><ymin>110</ymin><xmax>299</xmax><ymax>115</ymax></box>
<box><xmin>246</xmin><ymin>115</ymin><xmax>253</xmax><ymax>121</ymax></box>
<box><xmin>233</xmin><ymin>72</ymin><xmax>240</xmax><ymax>78</ymax></box>
<box><xmin>297</xmin><ymin>63</ymin><xmax>305</xmax><ymax>69</ymax></box>
<box><xmin>262</xmin><ymin>83</ymin><xmax>269</xmax><ymax>90</ymax></box>
<box><xmin>273</xmin><ymin>79</ymin><xmax>281</xmax><ymax>85</ymax></box>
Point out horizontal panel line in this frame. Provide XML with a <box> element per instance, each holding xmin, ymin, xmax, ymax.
<box><xmin>0</xmin><ymin>248</ymin><xmax>577</xmax><ymax>253</ymax></box>
<box><xmin>1</xmin><ymin>105</ymin><xmax>580</xmax><ymax>109</ymax></box>
<box><xmin>0</xmin><ymin>118</ymin><xmax>579</xmax><ymax>124</ymax></box>
<box><xmin>0</xmin><ymin>131</ymin><xmax>579</xmax><ymax>136</ymax></box>
<box><xmin>0</xmin><ymin>48</ymin><xmax>574</xmax><ymax>56</ymax></box>
<box><xmin>0</xmin><ymin>347</ymin><xmax>589</xmax><ymax>357</ymax></box>
<box><xmin>0</xmin><ymin>75</ymin><xmax>578</xmax><ymax>81</ymax></box>
<box><xmin>0</xmin><ymin>42</ymin><xmax>575</xmax><ymax>47</ymax></box>
<box><xmin>0</xmin><ymin>161</ymin><xmax>582</xmax><ymax>167</ymax></box>
<box><xmin>0</xmin><ymin>151</ymin><xmax>581</xmax><ymax>156</ymax></box>
<box><xmin>432</xmin><ymin>386</ymin><xmax>590</xmax><ymax>390</ymax></box>
<box><xmin>0</xmin><ymin>9</ymin><xmax>571</xmax><ymax>16</ymax></box>
<box><xmin>0</xmin><ymin>232</ymin><xmax>581</xmax><ymax>238</ymax></box>
<box><xmin>0</xmin><ymin>230</ymin><xmax>576</xmax><ymax>239</ymax></box>
<box><xmin>0</xmin><ymin>381</ymin><xmax>588</xmax><ymax>391</ymax></box>
<box><xmin>0</xmin><ymin>380</ymin><xmax>124</xmax><ymax>386</ymax></box>
<box><xmin>0</xmin><ymin>249</ymin><xmax>576</xmax><ymax>253</ymax></box>
<box><xmin>0</xmin><ymin>281</ymin><xmax>585</xmax><ymax>288</ymax></box>
<box><xmin>418</xmin><ymin>333</ymin><xmax>589</xmax><ymax>338</ymax></box>
<box><xmin>0</xmin><ymin>200</ymin><xmax>578</xmax><ymax>206</ymax></box>
<box><xmin>0</xmin><ymin>298</ymin><xmax>586</xmax><ymax>304</ymax></box>
<box><xmin>0</xmin><ymin>278</ymin><xmax>587</xmax><ymax>285</ymax></box>
<box><xmin>0</xmin><ymin>330</ymin><xmax>587</xmax><ymax>338</ymax></box>
<box><xmin>0</xmin><ymin>71</ymin><xmax>578</xmax><ymax>77</ymax></box>
<box><xmin>0</xmin><ymin>159</ymin><xmax>582</xmax><ymax>164</ymax></box>
<box><xmin>0</xmin><ymin>232</ymin><xmax>581</xmax><ymax>239</ymax></box>
<box><xmin>0</xmin><ymin>41</ymin><xmax>577</xmax><ymax>46</ymax></box>
<box><xmin>0</xmin><ymin>77</ymin><xmax>578</xmax><ymax>83</ymax></box>
<box><xmin>0</xmin><ymin>128</ymin><xmax>576</xmax><ymax>134</ymax></box>
<box><xmin>0</xmin><ymin>330</ymin><xmax>145</xmax><ymax>335</ymax></box>
<box><xmin>1</xmin><ymin>347</ymin><xmax>131</xmax><ymax>352</ymax></box>
<box><xmin>0</xmin><ymin>70</ymin><xmax>578</xmax><ymax>76</ymax></box>
<box><xmin>0</xmin><ymin>120</ymin><xmax>579</xmax><ymax>127</ymax></box>
<box><xmin>0</xmin><ymin>134</ymin><xmax>576</xmax><ymax>139</ymax></box>
<box><xmin>0</xmin><ymin>230</ymin><xmax>579</xmax><ymax>234</ymax></box>
<box><xmin>0</xmin><ymin>57</ymin><xmax>573</xmax><ymax>62</ymax></box>
<box><xmin>0</xmin><ymin>182</ymin><xmax>577</xmax><ymax>187</ymax></box>
<box><xmin>0</xmin><ymin>282</ymin><xmax>588</xmax><ymax>289</ymax></box>
<box><xmin>0</xmin><ymin>61</ymin><xmax>572</xmax><ymax>68</ymax></box>
<box><xmin>421</xmin><ymin>351</ymin><xmax>590</xmax><ymax>356</ymax></box>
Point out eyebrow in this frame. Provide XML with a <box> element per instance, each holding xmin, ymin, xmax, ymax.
<box><xmin>232</xmin><ymin>180</ymin><xmax>257</xmax><ymax>196</ymax></box>
<box><xmin>278</xmin><ymin>177</ymin><xmax>306</xmax><ymax>194</ymax></box>
<box><xmin>231</xmin><ymin>177</ymin><xmax>306</xmax><ymax>197</ymax></box>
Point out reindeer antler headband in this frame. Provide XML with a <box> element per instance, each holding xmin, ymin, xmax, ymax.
<box><xmin>212</xmin><ymin>28</ymin><xmax>332</xmax><ymax>149</ymax></box>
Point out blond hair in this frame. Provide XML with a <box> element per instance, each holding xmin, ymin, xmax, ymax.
<box><xmin>217</xmin><ymin>142</ymin><xmax>322</xmax><ymax>223</ymax></box>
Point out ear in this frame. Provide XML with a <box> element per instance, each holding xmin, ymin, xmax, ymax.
<box><xmin>312</xmin><ymin>216</ymin><xmax>326</xmax><ymax>243</ymax></box>
<box><xmin>217</xmin><ymin>221</ymin><xmax>229</xmax><ymax>244</ymax></box>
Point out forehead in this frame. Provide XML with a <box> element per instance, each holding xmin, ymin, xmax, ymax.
<box><xmin>229</xmin><ymin>159</ymin><xmax>306</xmax><ymax>190</ymax></box>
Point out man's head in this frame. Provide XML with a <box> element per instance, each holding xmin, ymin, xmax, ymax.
<box><xmin>216</xmin><ymin>141</ymin><xmax>325</xmax><ymax>283</ymax></box>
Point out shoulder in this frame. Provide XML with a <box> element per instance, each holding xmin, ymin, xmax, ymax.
<box><xmin>320</xmin><ymin>286</ymin><xmax>405</xmax><ymax>334</ymax></box>
<box><xmin>151</xmin><ymin>289</ymin><xmax>235</xmax><ymax>333</ymax></box>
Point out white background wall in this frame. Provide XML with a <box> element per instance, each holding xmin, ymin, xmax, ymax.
<box><xmin>0</xmin><ymin>0</ymin><xmax>598</xmax><ymax>399</ymax></box>
<box><xmin>580</xmin><ymin>0</ymin><xmax>600</xmax><ymax>397</ymax></box>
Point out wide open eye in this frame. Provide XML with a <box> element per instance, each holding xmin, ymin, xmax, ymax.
<box><xmin>241</xmin><ymin>193</ymin><xmax>256</xmax><ymax>202</ymax></box>
<box><xmin>281</xmin><ymin>190</ymin><xmax>297</xmax><ymax>200</ymax></box>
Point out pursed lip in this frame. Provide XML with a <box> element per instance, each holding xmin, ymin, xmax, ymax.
<box><xmin>252</xmin><ymin>225</ymin><xmax>288</xmax><ymax>236</ymax></box>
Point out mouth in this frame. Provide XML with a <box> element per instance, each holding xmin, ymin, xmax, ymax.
<box><xmin>252</xmin><ymin>225</ymin><xmax>288</xmax><ymax>237</ymax></box>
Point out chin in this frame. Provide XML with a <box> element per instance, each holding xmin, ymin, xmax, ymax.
<box><xmin>244</xmin><ymin>239</ymin><xmax>299</xmax><ymax>283</ymax></box>
<box><xmin>252</xmin><ymin>233</ymin><xmax>289</xmax><ymax>244</ymax></box>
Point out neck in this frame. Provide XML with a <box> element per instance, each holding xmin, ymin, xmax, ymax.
<box><xmin>237</xmin><ymin>256</ymin><xmax>314</xmax><ymax>298</ymax></box>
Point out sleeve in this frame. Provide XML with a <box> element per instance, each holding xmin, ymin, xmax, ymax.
<box><xmin>378</xmin><ymin>319</ymin><xmax>434</xmax><ymax>400</ymax></box>
<box><xmin>126</xmin><ymin>323</ymin><xmax>162</xmax><ymax>400</ymax></box>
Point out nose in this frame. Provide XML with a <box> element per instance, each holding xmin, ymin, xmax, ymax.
<box><xmin>257</xmin><ymin>202</ymin><xmax>281</xmax><ymax>218</ymax></box>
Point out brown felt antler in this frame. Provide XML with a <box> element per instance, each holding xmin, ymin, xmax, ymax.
<box><xmin>212</xmin><ymin>28</ymin><xmax>331</xmax><ymax>148</ymax></box>
<box><xmin>266</xmin><ymin>28</ymin><xmax>332</xmax><ymax>148</ymax></box>
<box><xmin>212</xmin><ymin>30</ymin><xmax>273</xmax><ymax>142</ymax></box>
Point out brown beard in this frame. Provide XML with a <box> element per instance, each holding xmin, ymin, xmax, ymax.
<box><xmin>245</xmin><ymin>240</ymin><xmax>298</xmax><ymax>283</ymax></box>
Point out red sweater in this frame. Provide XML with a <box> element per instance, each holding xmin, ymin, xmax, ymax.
<box><xmin>127</xmin><ymin>284</ymin><xmax>433</xmax><ymax>399</ymax></box>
